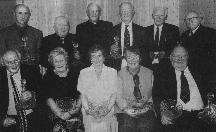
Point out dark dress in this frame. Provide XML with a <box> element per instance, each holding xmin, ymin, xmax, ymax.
<box><xmin>42</xmin><ymin>67</ymin><xmax>81</xmax><ymax>132</ymax></box>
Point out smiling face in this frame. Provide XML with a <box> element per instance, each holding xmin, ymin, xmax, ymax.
<box><xmin>53</xmin><ymin>54</ymin><xmax>67</xmax><ymax>73</ymax></box>
<box><xmin>125</xmin><ymin>50</ymin><xmax>140</xmax><ymax>71</ymax></box>
<box><xmin>185</xmin><ymin>12</ymin><xmax>202</xmax><ymax>31</ymax></box>
<box><xmin>152</xmin><ymin>8</ymin><xmax>167</xmax><ymax>27</ymax></box>
<box><xmin>3</xmin><ymin>51</ymin><xmax>21</xmax><ymax>74</ymax></box>
<box><xmin>90</xmin><ymin>50</ymin><xmax>104</xmax><ymax>67</ymax></box>
<box><xmin>170</xmin><ymin>46</ymin><xmax>188</xmax><ymax>71</ymax></box>
<box><xmin>54</xmin><ymin>17</ymin><xmax>69</xmax><ymax>38</ymax></box>
<box><xmin>14</xmin><ymin>5</ymin><xmax>30</xmax><ymax>27</ymax></box>
<box><xmin>87</xmin><ymin>4</ymin><xmax>100</xmax><ymax>23</ymax></box>
<box><xmin>119</xmin><ymin>3</ymin><xmax>134</xmax><ymax>24</ymax></box>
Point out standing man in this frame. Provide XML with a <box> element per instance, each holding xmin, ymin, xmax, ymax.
<box><xmin>0</xmin><ymin>4</ymin><xmax>43</xmax><ymax>66</ymax></box>
<box><xmin>181</xmin><ymin>11</ymin><xmax>216</xmax><ymax>83</ymax></box>
<box><xmin>0</xmin><ymin>49</ymin><xmax>41</xmax><ymax>132</ymax></box>
<box><xmin>40</xmin><ymin>16</ymin><xmax>81</xmax><ymax>70</ymax></box>
<box><xmin>145</xmin><ymin>7</ymin><xmax>180</xmax><ymax>71</ymax></box>
<box><xmin>76</xmin><ymin>3</ymin><xmax>113</xmax><ymax>66</ymax></box>
<box><xmin>109</xmin><ymin>2</ymin><xmax>146</xmax><ymax>71</ymax></box>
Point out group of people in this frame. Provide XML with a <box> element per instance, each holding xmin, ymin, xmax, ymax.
<box><xmin>0</xmin><ymin>1</ymin><xmax>216</xmax><ymax>132</ymax></box>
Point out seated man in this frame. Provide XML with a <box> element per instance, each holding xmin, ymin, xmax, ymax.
<box><xmin>153</xmin><ymin>45</ymin><xmax>211</xmax><ymax>131</ymax></box>
<box><xmin>0</xmin><ymin>49</ymin><xmax>41</xmax><ymax>132</ymax></box>
<box><xmin>116</xmin><ymin>47</ymin><xmax>157</xmax><ymax>132</ymax></box>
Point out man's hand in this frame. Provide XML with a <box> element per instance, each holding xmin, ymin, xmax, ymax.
<box><xmin>58</xmin><ymin>112</ymin><xmax>71</xmax><ymax>120</ymax></box>
<box><xmin>3</xmin><ymin>117</ymin><xmax>16</xmax><ymax>127</ymax></box>
<box><xmin>22</xmin><ymin>91</ymin><xmax>32</xmax><ymax>100</ymax></box>
<box><xmin>161</xmin><ymin>115</ymin><xmax>174</xmax><ymax>125</ymax></box>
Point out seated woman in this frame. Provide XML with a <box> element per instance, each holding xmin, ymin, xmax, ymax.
<box><xmin>43</xmin><ymin>47</ymin><xmax>82</xmax><ymax>132</ymax></box>
<box><xmin>116</xmin><ymin>46</ymin><xmax>157</xmax><ymax>132</ymax></box>
<box><xmin>77</xmin><ymin>44</ymin><xmax>118</xmax><ymax>132</ymax></box>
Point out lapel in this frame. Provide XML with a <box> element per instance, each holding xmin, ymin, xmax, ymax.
<box><xmin>159</xmin><ymin>24</ymin><xmax>167</xmax><ymax>48</ymax></box>
<box><xmin>114</xmin><ymin>24</ymin><xmax>122</xmax><ymax>48</ymax></box>
<box><xmin>169</xmin><ymin>67</ymin><xmax>178</xmax><ymax>99</ymax></box>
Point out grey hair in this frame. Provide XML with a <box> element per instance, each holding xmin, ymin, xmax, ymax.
<box><xmin>13</xmin><ymin>4</ymin><xmax>31</xmax><ymax>15</ymax></box>
<box><xmin>170</xmin><ymin>44</ymin><xmax>189</xmax><ymax>59</ymax></box>
<box><xmin>48</xmin><ymin>47</ymin><xmax>68</xmax><ymax>65</ymax></box>
<box><xmin>86</xmin><ymin>3</ymin><xmax>102</xmax><ymax>17</ymax></box>
<box><xmin>152</xmin><ymin>6</ymin><xmax>168</xmax><ymax>16</ymax></box>
<box><xmin>54</xmin><ymin>16</ymin><xmax>70</xmax><ymax>27</ymax></box>
<box><xmin>119</xmin><ymin>2</ymin><xmax>135</xmax><ymax>15</ymax></box>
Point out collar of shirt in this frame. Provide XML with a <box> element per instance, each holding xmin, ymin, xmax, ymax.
<box><xmin>154</xmin><ymin>24</ymin><xmax>163</xmax><ymax>40</ymax></box>
<box><xmin>121</xmin><ymin>22</ymin><xmax>133</xmax><ymax>55</ymax></box>
<box><xmin>175</xmin><ymin>67</ymin><xmax>204</xmax><ymax>111</ymax></box>
<box><xmin>191</xmin><ymin>24</ymin><xmax>200</xmax><ymax>34</ymax></box>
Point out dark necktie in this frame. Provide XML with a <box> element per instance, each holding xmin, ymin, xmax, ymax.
<box><xmin>10</xmin><ymin>75</ymin><xmax>28</xmax><ymax>132</ymax></box>
<box><xmin>180</xmin><ymin>71</ymin><xmax>190</xmax><ymax>103</ymax></box>
<box><xmin>124</xmin><ymin>25</ymin><xmax>130</xmax><ymax>49</ymax></box>
<box><xmin>133</xmin><ymin>74</ymin><xmax>142</xmax><ymax>101</ymax></box>
<box><xmin>61</xmin><ymin>38</ymin><xmax>64</xmax><ymax>44</ymax></box>
<box><xmin>155</xmin><ymin>27</ymin><xmax>159</xmax><ymax>49</ymax></box>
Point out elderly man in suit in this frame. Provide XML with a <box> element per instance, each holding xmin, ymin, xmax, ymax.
<box><xmin>145</xmin><ymin>7</ymin><xmax>180</xmax><ymax>71</ymax></box>
<box><xmin>109</xmin><ymin>2</ymin><xmax>146</xmax><ymax>71</ymax></box>
<box><xmin>76</xmin><ymin>3</ymin><xmax>113</xmax><ymax>67</ymax></box>
<box><xmin>181</xmin><ymin>11</ymin><xmax>216</xmax><ymax>84</ymax></box>
<box><xmin>0</xmin><ymin>49</ymin><xmax>41</xmax><ymax>132</ymax></box>
<box><xmin>152</xmin><ymin>45</ymin><xmax>212</xmax><ymax>131</ymax></box>
<box><xmin>0</xmin><ymin>4</ymin><xmax>43</xmax><ymax>66</ymax></box>
<box><xmin>39</xmin><ymin>16</ymin><xmax>81</xmax><ymax>71</ymax></box>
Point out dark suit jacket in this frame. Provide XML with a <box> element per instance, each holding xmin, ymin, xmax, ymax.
<box><xmin>0</xmin><ymin>24</ymin><xmax>43</xmax><ymax>65</ymax></box>
<box><xmin>39</xmin><ymin>33</ymin><xmax>76</xmax><ymax>68</ymax></box>
<box><xmin>0</xmin><ymin>65</ymin><xmax>41</xmax><ymax>124</ymax></box>
<box><xmin>145</xmin><ymin>23</ymin><xmax>180</xmax><ymax>63</ymax></box>
<box><xmin>107</xmin><ymin>23</ymin><xmax>146</xmax><ymax>71</ymax></box>
<box><xmin>76</xmin><ymin>20</ymin><xmax>113</xmax><ymax>66</ymax></box>
<box><xmin>152</xmin><ymin>61</ymin><xmax>208</xmax><ymax>118</ymax></box>
<box><xmin>181</xmin><ymin>25</ymin><xmax>216</xmax><ymax>81</ymax></box>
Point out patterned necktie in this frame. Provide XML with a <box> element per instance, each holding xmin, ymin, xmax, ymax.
<box><xmin>155</xmin><ymin>27</ymin><xmax>159</xmax><ymax>49</ymax></box>
<box><xmin>10</xmin><ymin>75</ymin><xmax>28</xmax><ymax>132</ymax></box>
<box><xmin>180</xmin><ymin>71</ymin><xmax>190</xmax><ymax>103</ymax></box>
<box><xmin>133</xmin><ymin>74</ymin><xmax>142</xmax><ymax>101</ymax></box>
<box><xmin>124</xmin><ymin>25</ymin><xmax>130</xmax><ymax>49</ymax></box>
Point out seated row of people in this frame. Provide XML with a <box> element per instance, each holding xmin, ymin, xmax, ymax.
<box><xmin>1</xmin><ymin>44</ymin><xmax>216</xmax><ymax>132</ymax></box>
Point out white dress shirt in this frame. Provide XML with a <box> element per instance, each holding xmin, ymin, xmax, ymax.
<box><xmin>175</xmin><ymin>67</ymin><xmax>204</xmax><ymax>111</ymax></box>
<box><xmin>7</xmin><ymin>70</ymin><xmax>33</xmax><ymax>115</ymax></box>
<box><xmin>154</xmin><ymin>24</ymin><xmax>163</xmax><ymax>43</ymax></box>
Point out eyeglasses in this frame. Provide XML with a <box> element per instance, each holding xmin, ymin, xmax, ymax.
<box><xmin>153</xmin><ymin>15</ymin><xmax>166</xmax><ymax>18</ymax></box>
<box><xmin>171</xmin><ymin>55</ymin><xmax>188</xmax><ymax>61</ymax></box>
<box><xmin>4</xmin><ymin>60</ymin><xmax>20</xmax><ymax>66</ymax></box>
<box><xmin>184</xmin><ymin>17</ymin><xmax>202</xmax><ymax>22</ymax></box>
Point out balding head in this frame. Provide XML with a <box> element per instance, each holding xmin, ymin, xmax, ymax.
<box><xmin>2</xmin><ymin>50</ymin><xmax>21</xmax><ymax>74</ymax></box>
<box><xmin>14</xmin><ymin>4</ymin><xmax>31</xmax><ymax>27</ymax></box>
<box><xmin>54</xmin><ymin>16</ymin><xmax>70</xmax><ymax>38</ymax></box>
<box><xmin>86</xmin><ymin>3</ymin><xmax>102</xmax><ymax>23</ymax></box>
<box><xmin>170</xmin><ymin>45</ymin><xmax>189</xmax><ymax>71</ymax></box>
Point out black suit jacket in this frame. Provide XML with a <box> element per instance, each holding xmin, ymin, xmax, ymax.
<box><xmin>152</xmin><ymin>62</ymin><xmax>208</xmax><ymax>118</ymax></box>
<box><xmin>0</xmin><ymin>24</ymin><xmax>43</xmax><ymax>65</ymax></box>
<box><xmin>145</xmin><ymin>23</ymin><xmax>180</xmax><ymax>63</ymax></box>
<box><xmin>0</xmin><ymin>65</ymin><xmax>41</xmax><ymax>124</ymax></box>
<box><xmin>76</xmin><ymin>20</ymin><xmax>113</xmax><ymax>66</ymax></box>
<box><xmin>107</xmin><ymin>23</ymin><xmax>146</xmax><ymax>71</ymax></box>
<box><xmin>39</xmin><ymin>33</ymin><xmax>76</xmax><ymax>68</ymax></box>
<box><xmin>181</xmin><ymin>25</ymin><xmax>216</xmax><ymax>81</ymax></box>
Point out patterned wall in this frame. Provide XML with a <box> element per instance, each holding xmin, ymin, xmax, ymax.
<box><xmin>16</xmin><ymin>0</ymin><xmax>179</xmax><ymax>36</ymax></box>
